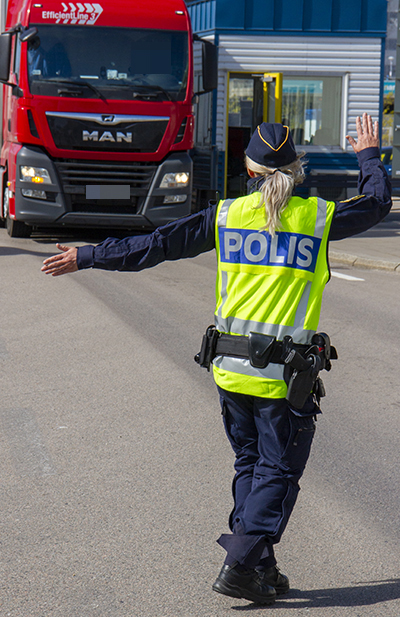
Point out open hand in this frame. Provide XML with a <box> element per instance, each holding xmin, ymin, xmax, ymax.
<box><xmin>346</xmin><ymin>112</ymin><xmax>379</xmax><ymax>153</ymax></box>
<box><xmin>41</xmin><ymin>243</ymin><xmax>78</xmax><ymax>276</ymax></box>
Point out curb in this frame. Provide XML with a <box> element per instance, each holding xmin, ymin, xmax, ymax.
<box><xmin>329</xmin><ymin>250</ymin><xmax>400</xmax><ymax>273</ymax></box>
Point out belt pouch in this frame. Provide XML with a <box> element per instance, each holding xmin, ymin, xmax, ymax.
<box><xmin>248</xmin><ymin>332</ymin><xmax>277</xmax><ymax>369</ymax></box>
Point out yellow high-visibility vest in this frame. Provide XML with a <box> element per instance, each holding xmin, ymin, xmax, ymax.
<box><xmin>213</xmin><ymin>192</ymin><xmax>335</xmax><ymax>398</ymax></box>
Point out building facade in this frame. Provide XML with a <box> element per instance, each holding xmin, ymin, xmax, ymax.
<box><xmin>187</xmin><ymin>0</ymin><xmax>388</xmax><ymax>199</ymax></box>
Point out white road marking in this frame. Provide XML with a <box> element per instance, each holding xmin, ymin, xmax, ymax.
<box><xmin>331</xmin><ymin>270</ymin><xmax>365</xmax><ymax>281</ymax></box>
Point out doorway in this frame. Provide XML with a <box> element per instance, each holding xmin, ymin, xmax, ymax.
<box><xmin>226</xmin><ymin>72</ymin><xmax>282</xmax><ymax>197</ymax></box>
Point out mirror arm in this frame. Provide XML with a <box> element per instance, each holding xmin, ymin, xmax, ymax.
<box><xmin>0</xmin><ymin>81</ymin><xmax>24</xmax><ymax>97</ymax></box>
<box><xmin>3</xmin><ymin>23</ymin><xmax>22</xmax><ymax>35</ymax></box>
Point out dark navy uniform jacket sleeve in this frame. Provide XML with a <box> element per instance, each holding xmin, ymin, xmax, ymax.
<box><xmin>77</xmin><ymin>205</ymin><xmax>216</xmax><ymax>271</ymax></box>
<box><xmin>329</xmin><ymin>146</ymin><xmax>392</xmax><ymax>240</ymax></box>
<box><xmin>76</xmin><ymin>147</ymin><xmax>391</xmax><ymax>271</ymax></box>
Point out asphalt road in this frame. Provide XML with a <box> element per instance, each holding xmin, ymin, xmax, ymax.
<box><xmin>0</xmin><ymin>228</ymin><xmax>399</xmax><ymax>617</ymax></box>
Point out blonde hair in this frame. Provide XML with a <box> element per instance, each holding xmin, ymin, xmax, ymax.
<box><xmin>245</xmin><ymin>153</ymin><xmax>306</xmax><ymax>236</ymax></box>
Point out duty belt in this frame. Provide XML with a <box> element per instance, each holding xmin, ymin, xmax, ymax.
<box><xmin>194</xmin><ymin>325</ymin><xmax>338</xmax><ymax>408</ymax></box>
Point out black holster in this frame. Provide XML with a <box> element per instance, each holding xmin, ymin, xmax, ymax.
<box><xmin>194</xmin><ymin>325</ymin><xmax>220</xmax><ymax>371</ymax></box>
<box><xmin>283</xmin><ymin>333</ymin><xmax>337</xmax><ymax>408</ymax></box>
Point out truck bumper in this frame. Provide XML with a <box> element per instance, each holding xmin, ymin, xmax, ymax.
<box><xmin>15</xmin><ymin>146</ymin><xmax>193</xmax><ymax>229</ymax></box>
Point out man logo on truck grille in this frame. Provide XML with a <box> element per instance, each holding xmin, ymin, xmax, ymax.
<box><xmin>42</xmin><ymin>3</ymin><xmax>103</xmax><ymax>25</ymax></box>
<box><xmin>82</xmin><ymin>130</ymin><xmax>132</xmax><ymax>143</ymax></box>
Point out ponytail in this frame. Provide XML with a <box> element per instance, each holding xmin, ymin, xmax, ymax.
<box><xmin>245</xmin><ymin>153</ymin><xmax>306</xmax><ymax>236</ymax></box>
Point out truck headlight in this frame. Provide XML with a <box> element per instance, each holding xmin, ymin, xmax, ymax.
<box><xmin>160</xmin><ymin>172</ymin><xmax>190</xmax><ymax>189</ymax></box>
<box><xmin>20</xmin><ymin>166</ymin><xmax>51</xmax><ymax>184</ymax></box>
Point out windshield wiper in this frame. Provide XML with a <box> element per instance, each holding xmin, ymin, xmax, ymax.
<box><xmin>127</xmin><ymin>83</ymin><xmax>172</xmax><ymax>101</ymax></box>
<box><xmin>45</xmin><ymin>78</ymin><xmax>107</xmax><ymax>101</ymax></box>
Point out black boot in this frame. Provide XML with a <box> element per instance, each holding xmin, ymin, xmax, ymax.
<box><xmin>212</xmin><ymin>563</ymin><xmax>277</xmax><ymax>605</ymax></box>
<box><xmin>257</xmin><ymin>566</ymin><xmax>290</xmax><ymax>595</ymax></box>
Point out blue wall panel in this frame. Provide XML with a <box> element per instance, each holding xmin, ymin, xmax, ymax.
<box><xmin>274</xmin><ymin>0</ymin><xmax>304</xmax><ymax>31</ymax></box>
<box><xmin>332</xmin><ymin>0</ymin><xmax>362</xmax><ymax>32</ymax></box>
<box><xmin>244</xmin><ymin>0</ymin><xmax>275</xmax><ymax>31</ymax></box>
<box><xmin>187</xmin><ymin>0</ymin><xmax>216</xmax><ymax>32</ymax></box>
<box><xmin>303</xmin><ymin>0</ymin><xmax>333</xmax><ymax>31</ymax></box>
<box><xmin>186</xmin><ymin>0</ymin><xmax>387</xmax><ymax>35</ymax></box>
<box><xmin>361</xmin><ymin>0</ymin><xmax>387</xmax><ymax>32</ymax></box>
<box><xmin>215</xmin><ymin>0</ymin><xmax>245</xmax><ymax>29</ymax></box>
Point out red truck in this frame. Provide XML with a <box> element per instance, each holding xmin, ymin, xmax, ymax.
<box><xmin>0</xmin><ymin>0</ymin><xmax>217</xmax><ymax>237</ymax></box>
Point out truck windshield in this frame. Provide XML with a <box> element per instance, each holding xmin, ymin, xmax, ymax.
<box><xmin>27</xmin><ymin>25</ymin><xmax>189</xmax><ymax>101</ymax></box>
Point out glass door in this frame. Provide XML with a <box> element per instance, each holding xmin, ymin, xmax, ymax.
<box><xmin>226</xmin><ymin>72</ymin><xmax>282</xmax><ymax>197</ymax></box>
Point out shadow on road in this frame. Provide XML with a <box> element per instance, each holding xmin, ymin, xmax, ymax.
<box><xmin>0</xmin><ymin>246</ymin><xmax>51</xmax><ymax>259</ymax></box>
<box><xmin>0</xmin><ymin>227</ymin><xmax>146</xmax><ymax>258</ymax></box>
<box><xmin>230</xmin><ymin>578</ymin><xmax>400</xmax><ymax>610</ymax></box>
<box><xmin>31</xmin><ymin>227</ymin><xmax>145</xmax><ymax>245</ymax></box>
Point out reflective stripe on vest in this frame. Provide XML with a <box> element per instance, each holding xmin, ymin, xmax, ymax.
<box><xmin>213</xmin><ymin>192</ymin><xmax>335</xmax><ymax>398</ymax></box>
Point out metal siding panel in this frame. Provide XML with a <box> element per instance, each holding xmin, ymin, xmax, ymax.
<box><xmin>245</xmin><ymin>0</ymin><xmax>275</xmax><ymax>30</ymax></box>
<box><xmin>206</xmin><ymin>2</ymin><xmax>211</xmax><ymax>30</ymax></box>
<box><xmin>187</xmin><ymin>0</ymin><xmax>215</xmax><ymax>31</ymax></box>
<box><xmin>332</xmin><ymin>0</ymin><xmax>362</xmax><ymax>32</ymax></box>
<box><xmin>216</xmin><ymin>0</ymin><xmax>245</xmax><ymax>28</ymax></box>
<box><xmin>187</xmin><ymin>0</ymin><xmax>386</xmax><ymax>35</ymax></box>
<box><xmin>190</xmin><ymin>4</ymin><xmax>196</xmax><ymax>31</ymax></box>
<box><xmin>187</xmin><ymin>5</ymin><xmax>194</xmax><ymax>28</ymax></box>
<box><xmin>361</xmin><ymin>0</ymin><xmax>388</xmax><ymax>32</ymax></box>
<box><xmin>274</xmin><ymin>0</ymin><xmax>304</xmax><ymax>31</ymax></box>
<box><xmin>303</xmin><ymin>0</ymin><xmax>333</xmax><ymax>31</ymax></box>
<box><xmin>195</xmin><ymin>4</ymin><xmax>200</xmax><ymax>31</ymax></box>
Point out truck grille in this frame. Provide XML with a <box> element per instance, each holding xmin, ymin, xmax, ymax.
<box><xmin>47</xmin><ymin>113</ymin><xmax>169</xmax><ymax>153</ymax></box>
<box><xmin>54</xmin><ymin>159</ymin><xmax>157</xmax><ymax>193</ymax></box>
<box><xmin>53</xmin><ymin>159</ymin><xmax>158</xmax><ymax>215</ymax></box>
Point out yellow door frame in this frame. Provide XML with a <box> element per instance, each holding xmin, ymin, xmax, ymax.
<box><xmin>262</xmin><ymin>73</ymin><xmax>283</xmax><ymax>123</ymax></box>
<box><xmin>225</xmin><ymin>71</ymin><xmax>283</xmax><ymax>197</ymax></box>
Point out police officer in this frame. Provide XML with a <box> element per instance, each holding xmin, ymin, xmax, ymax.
<box><xmin>42</xmin><ymin>113</ymin><xmax>391</xmax><ymax>605</ymax></box>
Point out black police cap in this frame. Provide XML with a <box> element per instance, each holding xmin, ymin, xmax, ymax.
<box><xmin>245</xmin><ymin>122</ymin><xmax>297</xmax><ymax>168</ymax></box>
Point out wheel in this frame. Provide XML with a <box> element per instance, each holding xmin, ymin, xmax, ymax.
<box><xmin>3</xmin><ymin>184</ymin><xmax>32</xmax><ymax>238</ymax></box>
<box><xmin>6</xmin><ymin>215</ymin><xmax>32</xmax><ymax>238</ymax></box>
<box><xmin>0</xmin><ymin>181</ymin><xmax>6</xmax><ymax>228</ymax></box>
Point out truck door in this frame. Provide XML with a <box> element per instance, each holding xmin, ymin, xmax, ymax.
<box><xmin>226</xmin><ymin>72</ymin><xmax>282</xmax><ymax>198</ymax></box>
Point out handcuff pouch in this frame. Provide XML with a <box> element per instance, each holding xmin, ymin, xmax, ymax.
<box><xmin>248</xmin><ymin>332</ymin><xmax>277</xmax><ymax>369</ymax></box>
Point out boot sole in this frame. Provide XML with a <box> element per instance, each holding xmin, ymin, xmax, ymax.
<box><xmin>212</xmin><ymin>580</ymin><xmax>276</xmax><ymax>605</ymax></box>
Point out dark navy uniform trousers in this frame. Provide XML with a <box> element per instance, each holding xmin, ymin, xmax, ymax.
<box><xmin>217</xmin><ymin>386</ymin><xmax>318</xmax><ymax>570</ymax></box>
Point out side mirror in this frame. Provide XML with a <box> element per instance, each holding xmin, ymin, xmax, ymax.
<box><xmin>201</xmin><ymin>39</ymin><xmax>218</xmax><ymax>93</ymax></box>
<box><xmin>193</xmin><ymin>35</ymin><xmax>218</xmax><ymax>95</ymax></box>
<box><xmin>0</xmin><ymin>33</ymin><xmax>12</xmax><ymax>83</ymax></box>
<box><xmin>20</xmin><ymin>26</ymin><xmax>39</xmax><ymax>42</ymax></box>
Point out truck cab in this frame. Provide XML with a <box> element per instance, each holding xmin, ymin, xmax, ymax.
<box><xmin>0</xmin><ymin>0</ymin><xmax>217</xmax><ymax>237</ymax></box>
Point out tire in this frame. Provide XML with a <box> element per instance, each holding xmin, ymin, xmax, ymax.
<box><xmin>0</xmin><ymin>181</ymin><xmax>6</xmax><ymax>228</ymax></box>
<box><xmin>3</xmin><ymin>184</ymin><xmax>32</xmax><ymax>238</ymax></box>
<box><xmin>6</xmin><ymin>215</ymin><xmax>32</xmax><ymax>238</ymax></box>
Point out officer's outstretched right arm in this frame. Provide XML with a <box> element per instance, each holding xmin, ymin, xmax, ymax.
<box><xmin>42</xmin><ymin>205</ymin><xmax>217</xmax><ymax>276</ymax></box>
<box><xmin>330</xmin><ymin>113</ymin><xmax>391</xmax><ymax>241</ymax></box>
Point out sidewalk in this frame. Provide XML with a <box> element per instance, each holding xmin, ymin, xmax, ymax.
<box><xmin>329</xmin><ymin>198</ymin><xmax>400</xmax><ymax>273</ymax></box>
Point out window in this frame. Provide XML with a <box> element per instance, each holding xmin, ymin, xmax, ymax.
<box><xmin>228</xmin><ymin>77</ymin><xmax>263</xmax><ymax>129</ymax></box>
<box><xmin>282</xmin><ymin>76</ymin><xmax>342</xmax><ymax>146</ymax></box>
<box><xmin>27</xmin><ymin>25</ymin><xmax>189</xmax><ymax>101</ymax></box>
